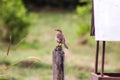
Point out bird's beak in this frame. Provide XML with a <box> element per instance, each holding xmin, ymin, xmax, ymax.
<box><xmin>51</xmin><ymin>29</ymin><xmax>56</xmax><ymax>32</ymax></box>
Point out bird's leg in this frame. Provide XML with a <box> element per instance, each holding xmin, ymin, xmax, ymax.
<box><xmin>60</xmin><ymin>43</ymin><xmax>62</xmax><ymax>47</ymax></box>
<box><xmin>60</xmin><ymin>43</ymin><xmax>62</xmax><ymax>46</ymax></box>
<box><xmin>58</xmin><ymin>43</ymin><xmax>62</xmax><ymax>47</ymax></box>
<box><xmin>58</xmin><ymin>43</ymin><xmax>60</xmax><ymax>46</ymax></box>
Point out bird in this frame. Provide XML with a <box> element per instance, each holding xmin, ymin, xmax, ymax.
<box><xmin>55</xmin><ymin>29</ymin><xmax>68</xmax><ymax>49</ymax></box>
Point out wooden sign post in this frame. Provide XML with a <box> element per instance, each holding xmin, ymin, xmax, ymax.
<box><xmin>90</xmin><ymin>0</ymin><xmax>120</xmax><ymax>80</ymax></box>
<box><xmin>52</xmin><ymin>46</ymin><xmax>64</xmax><ymax>80</ymax></box>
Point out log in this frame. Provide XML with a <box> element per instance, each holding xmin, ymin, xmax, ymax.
<box><xmin>52</xmin><ymin>45</ymin><xmax>64</xmax><ymax>80</ymax></box>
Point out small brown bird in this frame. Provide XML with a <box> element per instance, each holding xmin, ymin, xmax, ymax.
<box><xmin>55</xmin><ymin>29</ymin><xmax>68</xmax><ymax>49</ymax></box>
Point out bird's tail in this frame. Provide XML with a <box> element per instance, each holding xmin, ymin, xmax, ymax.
<box><xmin>64</xmin><ymin>42</ymin><xmax>68</xmax><ymax>49</ymax></box>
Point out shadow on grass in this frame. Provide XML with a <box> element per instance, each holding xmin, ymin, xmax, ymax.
<box><xmin>0</xmin><ymin>60</ymin><xmax>11</xmax><ymax>66</ymax></box>
<box><xmin>16</xmin><ymin>60</ymin><xmax>52</xmax><ymax>69</ymax></box>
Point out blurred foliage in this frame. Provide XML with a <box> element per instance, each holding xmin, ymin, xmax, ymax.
<box><xmin>77</xmin><ymin>22</ymin><xmax>90</xmax><ymax>37</ymax></box>
<box><xmin>0</xmin><ymin>0</ymin><xmax>31</xmax><ymax>44</ymax></box>
<box><xmin>76</xmin><ymin>0</ymin><xmax>91</xmax><ymax>37</ymax></box>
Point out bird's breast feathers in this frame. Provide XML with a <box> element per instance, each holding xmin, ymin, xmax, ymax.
<box><xmin>55</xmin><ymin>32</ymin><xmax>65</xmax><ymax>43</ymax></box>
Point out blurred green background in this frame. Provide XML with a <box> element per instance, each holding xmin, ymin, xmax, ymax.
<box><xmin>0</xmin><ymin>0</ymin><xmax>120</xmax><ymax>80</ymax></box>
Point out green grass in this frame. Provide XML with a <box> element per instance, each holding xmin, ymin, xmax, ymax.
<box><xmin>0</xmin><ymin>11</ymin><xmax>120</xmax><ymax>80</ymax></box>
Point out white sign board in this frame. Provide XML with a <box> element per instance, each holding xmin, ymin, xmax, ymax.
<box><xmin>94</xmin><ymin>0</ymin><xmax>120</xmax><ymax>41</ymax></box>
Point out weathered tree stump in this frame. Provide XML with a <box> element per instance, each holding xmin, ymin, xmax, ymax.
<box><xmin>52</xmin><ymin>45</ymin><xmax>64</xmax><ymax>80</ymax></box>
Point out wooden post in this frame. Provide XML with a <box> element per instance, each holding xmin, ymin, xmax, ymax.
<box><xmin>90</xmin><ymin>0</ymin><xmax>95</xmax><ymax>36</ymax></box>
<box><xmin>52</xmin><ymin>45</ymin><xmax>64</xmax><ymax>80</ymax></box>
<box><xmin>95</xmin><ymin>41</ymin><xmax>99</xmax><ymax>73</ymax></box>
<box><xmin>101</xmin><ymin>41</ymin><xmax>106</xmax><ymax>77</ymax></box>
